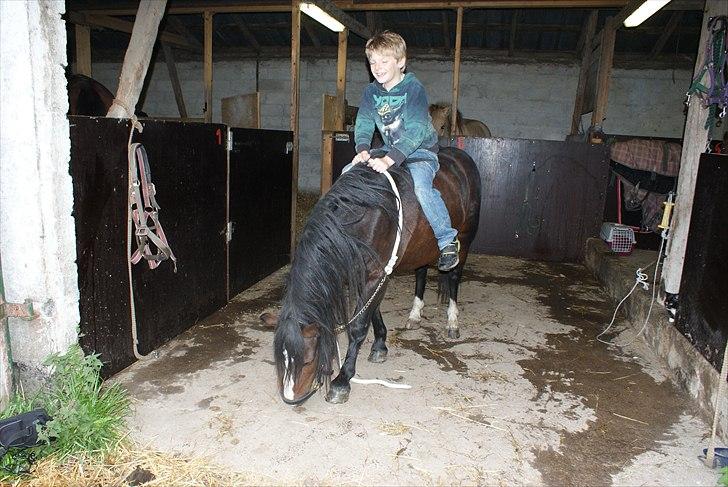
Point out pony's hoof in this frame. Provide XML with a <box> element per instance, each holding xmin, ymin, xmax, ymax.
<box><xmin>325</xmin><ymin>386</ymin><xmax>350</xmax><ymax>404</ymax></box>
<box><xmin>446</xmin><ymin>328</ymin><xmax>460</xmax><ymax>339</ymax></box>
<box><xmin>405</xmin><ymin>319</ymin><xmax>421</xmax><ymax>330</ymax></box>
<box><xmin>368</xmin><ymin>349</ymin><xmax>388</xmax><ymax>363</ymax></box>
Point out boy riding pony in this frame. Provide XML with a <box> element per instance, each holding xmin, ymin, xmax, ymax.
<box><xmin>348</xmin><ymin>30</ymin><xmax>460</xmax><ymax>271</ymax></box>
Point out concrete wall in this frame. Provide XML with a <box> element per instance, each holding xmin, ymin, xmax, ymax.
<box><xmin>0</xmin><ymin>0</ymin><xmax>78</xmax><ymax>396</ymax></box>
<box><xmin>92</xmin><ymin>57</ymin><xmax>696</xmax><ymax>193</ymax></box>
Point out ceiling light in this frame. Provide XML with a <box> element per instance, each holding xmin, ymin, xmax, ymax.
<box><xmin>623</xmin><ymin>0</ymin><xmax>671</xmax><ymax>28</ymax></box>
<box><xmin>300</xmin><ymin>3</ymin><xmax>345</xmax><ymax>32</ymax></box>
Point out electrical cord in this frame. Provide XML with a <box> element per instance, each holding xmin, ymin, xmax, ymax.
<box><xmin>598</xmin><ymin>232</ymin><xmax>667</xmax><ymax>347</ymax></box>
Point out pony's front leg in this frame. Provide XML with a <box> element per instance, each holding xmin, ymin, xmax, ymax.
<box><xmin>406</xmin><ymin>265</ymin><xmax>428</xmax><ymax>330</ymax></box>
<box><xmin>368</xmin><ymin>306</ymin><xmax>388</xmax><ymax>363</ymax></box>
<box><xmin>326</xmin><ymin>318</ymin><xmax>369</xmax><ymax>404</ymax></box>
<box><xmin>445</xmin><ymin>265</ymin><xmax>463</xmax><ymax>339</ymax></box>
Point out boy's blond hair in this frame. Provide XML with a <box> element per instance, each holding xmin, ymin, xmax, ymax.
<box><xmin>365</xmin><ymin>31</ymin><xmax>407</xmax><ymax>67</ymax></box>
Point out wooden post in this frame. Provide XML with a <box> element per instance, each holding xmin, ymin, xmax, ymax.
<box><xmin>451</xmin><ymin>7</ymin><xmax>463</xmax><ymax>136</ymax></box>
<box><xmin>320</xmin><ymin>133</ymin><xmax>334</xmax><ymax>195</ymax></box>
<box><xmin>291</xmin><ymin>1</ymin><xmax>301</xmax><ymax>252</ymax></box>
<box><xmin>589</xmin><ymin>17</ymin><xmax>615</xmax><ymax>139</ymax></box>
<box><xmin>663</xmin><ymin>0</ymin><xmax>727</xmax><ymax>295</ymax></box>
<box><xmin>161</xmin><ymin>43</ymin><xmax>188</xmax><ymax>119</ymax></box>
<box><xmin>75</xmin><ymin>24</ymin><xmax>92</xmax><ymax>77</ymax></box>
<box><xmin>336</xmin><ymin>28</ymin><xmax>348</xmax><ymax>130</ymax></box>
<box><xmin>570</xmin><ymin>10</ymin><xmax>597</xmax><ymax>135</ymax></box>
<box><xmin>106</xmin><ymin>0</ymin><xmax>167</xmax><ymax>118</ymax></box>
<box><xmin>203</xmin><ymin>11</ymin><xmax>213</xmax><ymax>123</ymax></box>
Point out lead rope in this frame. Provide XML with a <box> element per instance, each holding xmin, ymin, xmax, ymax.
<box><xmin>333</xmin><ymin>170</ymin><xmax>411</xmax><ymax>390</ymax></box>
<box><xmin>126</xmin><ymin>116</ymin><xmax>149</xmax><ymax>360</ymax></box>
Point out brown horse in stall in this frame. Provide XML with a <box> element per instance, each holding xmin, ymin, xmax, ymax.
<box><xmin>262</xmin><ymin>147</ymin><xmax>481</xmax><ymax>405</ymax></box>
<box><xmin>429</xmin><ymin>103</ymin><xmax>491</xmax><ymax>138</ymax></box>
<box><xmin>67</xmin><ymin>73</ymin><xmax>147</xmax><ymax>117</ymax></box>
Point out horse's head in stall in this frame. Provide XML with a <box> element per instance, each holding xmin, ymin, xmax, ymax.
<box><xmin>429</xmin><ymin>103</ymin><xmax>454</xmax><ymax>137</ymax></box>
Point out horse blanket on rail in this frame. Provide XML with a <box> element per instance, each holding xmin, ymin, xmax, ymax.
<box><xmin>609</xmin><ymin>139</ymin><xmax>680</xmax><ymax>232</ymax></box>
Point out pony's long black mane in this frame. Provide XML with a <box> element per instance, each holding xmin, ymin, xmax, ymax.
<box><xmin>274</xmin><ymin>164</ymin><xmax>407</xmax><ymax>381</ymax></box>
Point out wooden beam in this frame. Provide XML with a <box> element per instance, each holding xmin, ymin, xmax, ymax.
<box><xmin>336</xmin><ymin>28</ymin><xmax>348</xmax><ymax>130</ymax></box>
<box><xmin>66</xmin><ymin>11</ymin><xmax>196</xmax><ymax>51</ymax></box>
<box><xmin>304</xmin><ymin>0</ymin><xmax>372</xmax><ymax>39</ymax></box>
<box><xmin>233</xmin><ymin>15</ymin><xmax>261</xmax><ymax>51</ymax></box>
<box><xmin>161</xmin><ymin>43</ymin><xmax>188</xmax><ymax>118</ymax></box>
<box><xmin>203</xmin><ymin>11</ymin><xmax>213</xmax><ymax>123</ymax></box>
<box><xmin>589</xmin><ymin>16</ymin><xmax>615</xmax><ymax>138</ymax></box>
<box><xmin>79</xmin><ymin>1</ymin><xmax>641</xmax><ymax>16</ymax></box>
<box><xmin>570</xmin><ymin>10</ymin><xmax>597</xmax><ymax>134</ymax></box>
<box><xmin>291</xmin><ymin>0</ymin><xmax>301</xmax><ymax>252</ymax></box>
<box><xmin>303</xmin><ymin>19</ymin><xmax>322</xmax><ymax>48</ymax></box>
<box><xmin>451</xmin><ymin>7</ymin><xmax>463</xmax><ymax>136</ymax></box>
<box><xmin>663</xmin><ymin>0</ymin><xmax>728</xmax><ymax>294</ymax></box>
<box><xmin>106</xmin><ymin>0</ymin><xmax>167</xmax><ymax>118</ymax></box>
<box><xmin>650</xmin><ymin>10</ymin><xmax>683</xmax><ymax>58</ymax></box>
<box><xmin>74</xmin><ymin>23</ymin><xmax>92</xmax><ymax>76</ymax></box>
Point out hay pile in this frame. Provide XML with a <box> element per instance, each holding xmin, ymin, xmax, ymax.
<box><xmin>8</xmin><ymin>442</ymin><xmax>277</xmax><ymax>487</ymax></box>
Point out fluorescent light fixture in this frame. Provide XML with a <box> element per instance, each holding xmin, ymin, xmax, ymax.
<box><xmin>623</xmin><ymin>0</ymin><xmax>671</xmax><ymax>28</ymax></box>
<box><xmin>301</xmin><ymin>3</ymin><xmax>345</xmax><ymax>32</ymax></box>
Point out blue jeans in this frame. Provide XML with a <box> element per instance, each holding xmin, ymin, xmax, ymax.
<box><xmin>342</xmin><ymin>148</ymin><xmax>457</xmax><ymax>250</ymax></box>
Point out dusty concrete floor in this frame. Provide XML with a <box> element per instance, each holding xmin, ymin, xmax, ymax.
<box><xmin>113</xmin><ymin>255</ymin><xmax>721</xmax><ymax>486</ymax></box>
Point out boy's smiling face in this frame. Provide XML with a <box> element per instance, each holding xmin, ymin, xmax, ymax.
<box><xmin>368</xmin><ymin>51</ymin><xmax>405</xmax><ymax>91</ymax></box>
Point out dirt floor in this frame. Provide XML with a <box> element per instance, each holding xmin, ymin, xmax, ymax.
<box><xmin>112</xmin><ymin>255</ymin><xmax>722</xmax><ymax>486</ymax></box>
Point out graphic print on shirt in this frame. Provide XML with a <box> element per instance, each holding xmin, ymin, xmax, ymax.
<box><xmin>374</xmin><ymin>93</ymin><xmax>407</xmax><ymax>146</ymax></box>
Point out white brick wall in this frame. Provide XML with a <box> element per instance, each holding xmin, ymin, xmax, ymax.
<box><xmin>93</xmin><ymin>57</ymin><xmax>697</xmax><ymax>192</ymax></box>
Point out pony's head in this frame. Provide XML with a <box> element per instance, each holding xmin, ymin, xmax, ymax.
<box><xmin>429</xmin><ymin>103</ymin><xmax>463</xmax><ymax>137</ymax></box>
<box><xmin>429</xmin><ymin>103</ymin><xmax>451</xmax><ymax>136</ymax></box>
<box><xmin>266</xmin><ymin>312</ymin><xmax>330</xmax><ymax>404</ymax></box>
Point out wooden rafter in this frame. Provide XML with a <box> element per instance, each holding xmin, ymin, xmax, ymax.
<box><xmin>66</xmin><ymin>11</ymin><xmax>197</xmax><ymax>51</ymax></box>
<box><xmin>77</xmin><ymin>1</ymin><xmax>639</xmax><ymax>16</ymax></box>
<box><xmin>303</xmin><ymin>19</ymin><xmax>322</xmax><ymax>48</ymax></box>
<box><xmin>75</xmin><ymin>24</ymin><xmax>92</xmax><ymax>76</ymax></box>
<box><xmin>161</xmin><ymin>43</ymin><xmax>188</xmax><ymax>119</ymax></box>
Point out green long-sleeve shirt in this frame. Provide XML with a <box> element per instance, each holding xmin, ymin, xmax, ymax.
<box><xmin>354</xmin><ymin>72</ymin><xmax>438</xmax><ymax>166</ymax></box>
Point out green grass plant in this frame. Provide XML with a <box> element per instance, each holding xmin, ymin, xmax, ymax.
<box><xmin>0</xmin><ymin>344</ymin><xmax>130</xmax><ymax>480</ymax></box>
<box><xmin>720</xmin><ymin>466</ymin><xmax>728</xmax><ymax>487</ymax></box>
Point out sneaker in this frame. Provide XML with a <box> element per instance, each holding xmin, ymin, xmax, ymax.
<box><xmin>437</xmin><ymin>238</ymin><xmax>460</xmax><ymax>271</ymax></box>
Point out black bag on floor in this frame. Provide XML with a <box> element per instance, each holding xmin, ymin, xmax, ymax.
<box><xmin>0</xmin><ymin>409</ymin><xmax>51</xmax><ymax>456</ymax></box>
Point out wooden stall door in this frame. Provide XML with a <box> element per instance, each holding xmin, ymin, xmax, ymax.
<box><xmin>460</xmin><ymin>138</ymin><xmax>608</xmax><ymax>262</ymax></box>
<box><xmin>677</xmin><ymin>153</ymin><xmax>728</xmax><ymax>371</ymax></box>
<box><xmin>70</xmin><ymin>117</ymin><xmax>228</xmax><ymax>376</ymax></box>
<box><xmin>228</xmin><ymin>128</ymin><xmax>293</xmax><ymax>298</ymax></box>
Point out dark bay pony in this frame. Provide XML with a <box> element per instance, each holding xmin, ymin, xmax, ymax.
<box><xmin>262</xmin><ymin>147</ymin><xmax>481</xmax><ymax>405</ymax></box>
<box><xmin>429</xmin><ymin>103</ymin><xmax>491</xmax><ymax>138</ymax></box>
<box><xmin>67</xmin><ymin>73</ymin><xmax>147</xmax><ymax>117</ymax></box>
